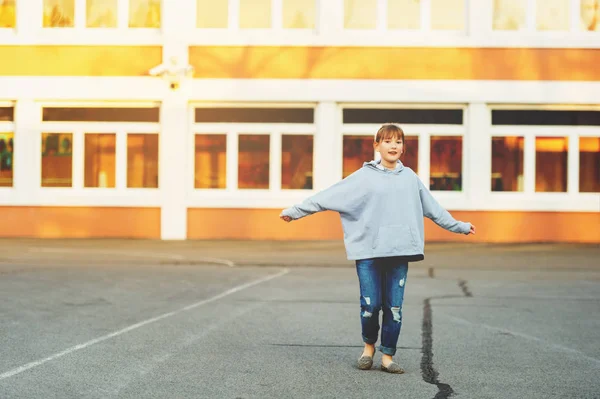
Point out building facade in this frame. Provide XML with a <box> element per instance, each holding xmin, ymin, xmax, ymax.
<box><xmin>0</xmin><ymin>0</ymin><xmax>599</xmax><ymax>242</ymax></box>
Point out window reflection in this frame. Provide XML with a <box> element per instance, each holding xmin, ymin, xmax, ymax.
<box><xmin>0</xmin><ymin>132</ymin><xmax>13</xmax><ymax>187</ymax></box>
<box><xmin>343</xmin><ymin>136</ymin><xmax>373</xmax><ymax>178</ymax></box>
<box><xmin>43</xmin><ymin>0</ymin><xmax>74</xmax><ymax>27</ymax></box>
<box><xmin>85</xmin><ymin>134</ymin><xmax>115</xmax><ymax>188</ymax></box>
<box><xmin>0</xmin><ymin>0</ymin><xmax>16</xmax><ymax>28</ymax></box>
<box><xmin>579</xmin><ymin>137</ymin><xmax>600</xmax><ymax>192</ymax></box>
<box><xmin>492</xmin><ymin>137</ymin><xmax>524</xmax><ymax>192</ymax></box>
<box><xmin>195</xmin><ymin>134</ymin><xmax>227</xmax><ymax>189</ymax></box>
<box><xmin>537</xmin><ymin>0</ymin><xmax>569</xmax><ymax>31</ymax></box>
<box><xmin>431</xmin><ymin>0</ymin><xmax>465</xmax><ymax>30</ymax></box>
<box><xmin>127</xmin><ymin>134</ymin><xmax>158</xmax><ymax>188</ymax></box>
<box><xmin>197</xmin><ymin>0</ymin><xmax>228</xmax><ymax>28</ymax></box>
<box><xmin>87</xmin><ymin>0</ymin><xmax>117</xmax><ymax>28</ymax></box>
<box><xmin>581</xmin><ymin>0</ymin><xmax>600</xmax><ymax>31</ymax></box>
<box><xmin>344</xmin><ymin>0</ymin><xmax>376</xmax><ymax>29</ymax></box>
<box><xmin>430</xmin><ymin>136</ymin><xmax>462</xmax><ymax>191</ymax></box>
<box><xmin>240</xmin><ymin>0</ymin><xmax>271</xmax><ymax>28</ymax></box>
<box><xmin>403</xmin><ymin>136</ymin><xmax>419</xmax><ymax>174</ymax></box>
<box><xmin>493</xmin><ymin>0</ymin><xmax>525</xmax><ymax>30</ymax></box>
<box><xmin>129</xmin><ymin>0</ymin><xmax>161</xmax><ymax>28</ymax></box>
<box><xmin>388</xmin><ymin>0</ymin><xmax>420</xmax><ymax>30</ymax></box>
<box><xmin>42</xmin><ymin>133</ymin><xmax>72</xmax><ymax>187</ymax></box>
<box><xmin>283</xmin><ymin>0</ymin><xmax>315</xmax><ymax>29</ymax></box>
<box><xmin>238</xmin><ymin>135</ymin><xmax>269</xmax><ymax>189</ymax></box>
<box><xmin>282</xmin><ymin>135</ymin><xmax>313</xmax><ymax>189</ymax></box>
<box><xmin>535</xmin><ymin>137</ymin><xmax>568</xmax><ymax>192</ymax></box>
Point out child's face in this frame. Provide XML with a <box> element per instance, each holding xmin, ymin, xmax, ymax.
<box><xmin>374</xmin><ymin>135</ymin><xmax>404</xmax><ymax>165</ymax></box>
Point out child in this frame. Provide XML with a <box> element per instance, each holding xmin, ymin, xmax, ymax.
<box><xmin>279</xmin><ymin>123</ymin><xmax>476</xmax><ymax>374</ymax></box>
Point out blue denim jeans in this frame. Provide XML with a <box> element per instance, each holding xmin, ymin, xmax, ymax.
<box><xmin>356</xmin><ymin>257</ymin><xmax>409</xmax><ymax>356</ymax></box>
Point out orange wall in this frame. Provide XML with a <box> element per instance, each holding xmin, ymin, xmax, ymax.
<box><xmin>0</xmin><ymin>46</ymin><xmax>162</xmax><ymax>76</ymax></box>
<box><xmin>0</xmin><ymin>207</ymin><xmax>160</xmax><ymax>238</ymax></box>
<box><xmin>189</xmin><ymin>46</ymin><xmax>600</xmax><ymax>81</ymax></box>
<box><xmin>188</xmin><ymin>208</ymin><xmax>600</xmax><ymax>243</ymax></box>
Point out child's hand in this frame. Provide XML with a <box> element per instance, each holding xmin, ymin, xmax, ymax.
<box><xmin>279</xmin><ymin>213</ymin><xmax>292</xmax><ymax>223</ymax></box>
<box><xmin>468</xmin><ymin>224</ymin><xmax>476</xmax><ymax>235</ymax></box>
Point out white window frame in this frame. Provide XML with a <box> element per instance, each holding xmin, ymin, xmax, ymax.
<box><xmin>0</xmin><ymin>101</ymin><xmax>15</xmax><ymax>191</ymax></box>
<box><xmin>31</xmin><ymin>102</ymin><xmax>161</xmax><ymax>206</ymax></box>
<box><xmin>188</xmin><ymin>103</ymin><xmax>317</xmax><ymax>208</ymax></box>
<box><xmin>488</xmin><ymin>105</ymin><xmax>600</xmax><ymax>211</ymax></box>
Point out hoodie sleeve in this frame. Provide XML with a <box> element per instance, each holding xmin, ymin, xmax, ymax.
<box><xmin>417</xmin><ymin>178</ymin><xmax>471</xmax><ymax>234</ymax></box>
<box><xmin>281</xmin><ymin>170</ymin><xmax>367</xmax><ymax>220</ymax></box>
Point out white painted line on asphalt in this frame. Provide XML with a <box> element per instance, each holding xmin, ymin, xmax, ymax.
<box><xmin>0</xmin><ymin>268</ymin><xmax>289</xmax><ymax>381</ymax></box>
<box><xmin>444</xmin><ymin>314</ymin><xmax>600</xmax><ymax>366</ymax></box>
<box><xmin>27</xmin><ymin>247</ymin><xmax>235</xmax><ymax>267</ymax></box>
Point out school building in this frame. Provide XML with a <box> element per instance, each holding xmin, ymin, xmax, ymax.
<box><xmin>0</xmin><ymin>0</ymin><xmax>599</xmax><ymax>242</ymax></box>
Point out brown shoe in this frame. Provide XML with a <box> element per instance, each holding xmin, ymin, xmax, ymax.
<box><xmin>381</xmin><ymin>362</ymin><xmax>405</xmax><ymax>374</ymax></box>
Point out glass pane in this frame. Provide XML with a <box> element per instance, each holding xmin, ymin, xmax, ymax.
<box><xmin>0</xmin><ymin>132</ymin><xmax>13</xmax><ymax>187</ymax></box>
<box><xmin>535</xmin><ymin>137</ymin><xmax>568</xmax><ymax>192</ymax></box>
<box><xmin>41</xmin><ymin>133</ymin><xmax>72</xmax><ymax>187</ymax></box>
<box><xmin>43</xmin><ymin>107</ymin><xmax>160</xmax><ymax>123</ymax></box>
<box><xmin>238</xmin><ymin>135</ymin><xmax>269</xmax><ymax>189</ymax></box>
<box><xmin>0</xmin><ymin>107</ymin><xmax>13</xmax><ymax>121</ymax></box>
<box><xmin>493</xmin><ymin>0</ymin><xmax>526</xmax><ymax>30</ymax></box>
<box><xmin>129</xmin><ymin>0</ymin><xmax>161</xmax><ymax>28</ymax></box>
<box><xmin>432</xmin><ymin>0</ymin><xmax>465</xmax><ymax>30</ymax></box>
<box><xmin>283</xmin><ymin>0</ymin><xmax>315</xmax><ymax>29</ymax></box>
<box><xmin>388</xmin><ymin>0</ymin><xmax>420</xmax><ymax>29</ymax></box>
<box><xmin>87</xmin><ymin>0</ymin><xmax>117</xmax><ymax>28</ymax></box>
<box><xmin>0</xmin><ymin>0</ymin><xmax>16</xmax><ymax>28</ymax></box>
<box><xmin>43</xmin><ymin>0</ymin><xmax>75</xmax><ymax>27</ymax></box>
<box><xmin>240</xmin><ymin>0</ymin><xmax>270</xmax><ymax>28</ymax></box>
<box><xmin>579</xmin><ymin>137</ymin><xmax>600</xmax><ymax>192</ymax></box>
<box><xmin>492</xmin><ymin>110</ymin><xmax>600</xmax><ymax>126</ymax></box>
<box><xmin>343</xmin><ymin>136</ymin><xmax>373</xmax><ymax>178</ymax></box>
<box><xmin>581</xmin><ymin>0</ymin><xmax>600</xmax><ymax>31</ymax></box>
<box><xmin>491</xmin><ymin>137</ymin><xmax>524</xmax><ymax>192</ymax></box>
<box><xmin>537</xmin><ymin>0</ymin><xmax>569</xmax><ymax>31</ymax></box>
<box><xmin>195</xmin><ymin>134</ymin><xmax>226</xmax><ymax>189</ymax></box>
<box><xmin>197</xmin><ymin>0</ymin><xmax>228</xmax><ymax>28</ymax></box>
<box><xmin>127</xmin><ymin>134</ymin><xmax>158</xmax><ymax>188</ymax></box>
<box><xmin>282</xmin><ymin>135</ymin><xmax>313</xmax><ymax>189</ymax></box>
<box><xmin>430</xmin><ymin>136</ymin><xmax>462</xmax><ymax>191</ymax></box>
<box><xmin>403</xmin><ymin>136</ymin><xmax>419</xmax><ymax>174</ymax></box>
<box><xmin>84</xmin><ymin>134</ymin><xmax>116</xmax><ymax>188</ymax></box>
<box><xmin>343</xmin><ymin>108</ymin><xmax>463</xmax><ymax>124</ymax></box>
<box><xmin>344</xmin><ymin>0</ymin><xmax>376</xmax><ymax>29</ymax></box>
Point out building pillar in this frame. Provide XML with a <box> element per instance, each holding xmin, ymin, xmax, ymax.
<box><xmin>465</xmin><ymin>103</ymin><xmax>491</xmax><ymax>209</ymax></box>
<box><xmin>314</xmin><ymin>102</ymin><xmax>343</xmax><ymax>191</ymax></box>
<box><xmin>13</xmin><ymin>99</ymin><xmax>39</xmax><ymax>201</ymax></box>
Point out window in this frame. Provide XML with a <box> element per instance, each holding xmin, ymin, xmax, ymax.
<box><xmin>85</xmin><ymin>134</ymin><xmax>116</xmax><ymax>188</ymax></box>
<box><xmin>40</xmin><ymin>105</ymin><xmax>160</xmax><ymax>190</ymax></box>
<box><xmin>41</xmin><ymin>133</ymin><xmax>73</xmax><ymax>187</ymax></box>
<box><xmin>491</xmin><ymin>137</ymin><xmax>524</xmax><ymax>192</ymax></box>
<box><xmin>535</xmin><ymin>137</ymin><xmax>568</xmax><ymax>192</ymax></box>
<box><xmin>87</xmin><ymin>0</ymin><xmax>118</xmax><ymax>28</ymax></box>
<box><xmin>579</xmin><ymin>137</ymin><xmax>600</xmax><ymax>192</ymax></box>
<box><xmin>197</xmin><ymin>0</ymin><xmax>228</xmax><ymax>28</ymax></box>
<box><xmin>430</xmin><ymin>136</ymin><xmax>462</xmax><ymax>191</ymax></box>
<box><xmin>240</xmin><ymin>0</ymin><xmax>271</xmax><ymax>29</ymax></box>
<box><xmin>282</xmin><ymin>135</ymin><xmax>313</xmax><ymax>189</ymax></box>
<box><xmin>194</xmin><ymin>134</ymin><xmax>226</xmax><ymax>189</ymax></box>
<box><xmin>0</xmin><ymin>132</ymin><xmax>13</xmax><ymax>187</ymax></box>
<box><xmin>193</xmin><ymin>105</ymin><xmax>315</xmax><ymax>192</ymax></box>
<box><xmin>129</xmin><ymin>0</ymin><xmax>161</xmax><ymax>28</ymax></box>
<box><xmin>127</xmin><ymin>134</ymin><xmax>158</xmax><ymax>188</ymax></box>
<box><xmin>493</xmin><ymin>0</ymin><xmax>600</xmax><ymax>32</ymax></box>
<box><xmin>43</xmin><ymin>0</ymin><xmax>75</xmax><ymax>28</ymax></box>
<box><xmin>0</xmin><ymin>0</ymin><xmax>16</xmax><ymax>28</ymax></box>
<box><xmin>238</xmin><ymin>134</ymin><xmax>270</xmax><ymax>189</ymax></box>
<box><xmin>404</xmin><ymin>136</ymin><xmax>419</xmax><ymax>174</ymax></box>
<box><xmin>346</xmin><ymin>0</ymin><xmax>465</xmax><ymax>31</ymax></box>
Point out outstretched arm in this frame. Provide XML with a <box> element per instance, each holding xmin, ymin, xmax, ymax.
<box><xmin>418</xmin><ymin>178</ymin><xmax>475</xmax><ymax>235</ymax></box>
<box><xmin>280</xmin><ymin>170</ymin><xmax>367</xmax><ymax>222</ymax></box>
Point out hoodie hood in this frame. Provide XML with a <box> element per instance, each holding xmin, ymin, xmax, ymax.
<box><xmin>363</xmin><ymin>159</ymin><xmax>405</xmax><ymax>174</ymax></box>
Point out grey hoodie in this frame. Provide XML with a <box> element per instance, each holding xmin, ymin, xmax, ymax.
<box><xmin>281</xmin><ymin>159</ymin><xmax>471</xmax><ymax>261</ymax></box>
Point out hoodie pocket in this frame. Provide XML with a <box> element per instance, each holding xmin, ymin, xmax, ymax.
<box><xmin>372</xmin><ymin>225</ymin><xmax>417</xmax><ymax>252</ymax></box>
